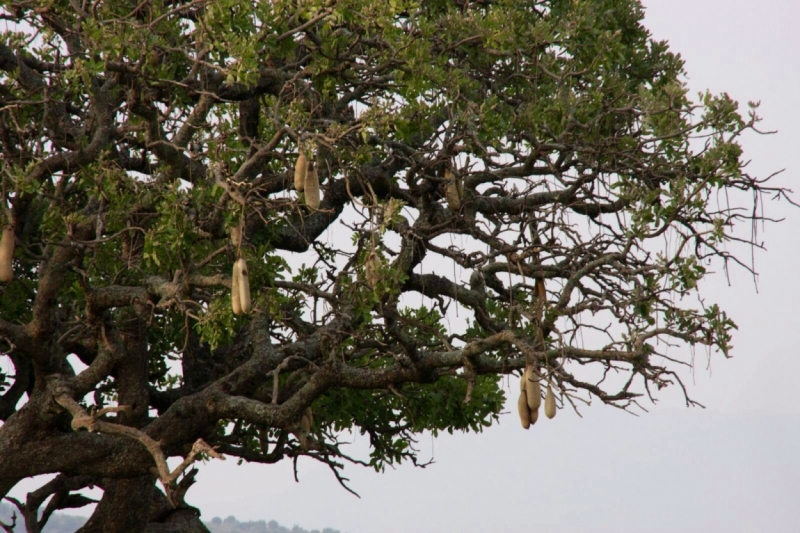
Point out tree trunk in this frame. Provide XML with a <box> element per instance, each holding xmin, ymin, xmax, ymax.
<box><xmin>76</xmin><ymin>477</ymin><xmax>154</xmax><ymax>533</ymax></box>
<box><xmin>75</xmin><ymin>477</ymin><xmax>211</xmax><ymax>533</ymax></box>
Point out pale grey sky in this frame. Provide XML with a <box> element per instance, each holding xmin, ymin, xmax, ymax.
<box><xmin>9</xmin><ymin>2</ymin><xmax>800</xmax><ymax>532</ymax></box>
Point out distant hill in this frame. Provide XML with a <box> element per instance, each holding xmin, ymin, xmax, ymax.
<box><xmin>205</xmin><ymin>516</ymin><xmax>342</xmax><ymax>533</ymax></box>
<box><xmin>0</xmin><ymin>502</ymin><xmax>342</xmax><ymax>533</ymax></box>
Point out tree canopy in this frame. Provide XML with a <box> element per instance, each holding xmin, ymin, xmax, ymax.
<box><xmin>0</xmin><ymin>0</ymin><xmax>788</xmax><ymax>531</ymax></box>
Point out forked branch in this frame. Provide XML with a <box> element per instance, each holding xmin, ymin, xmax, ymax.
<box><xmin>52</xmin><ymin>392</ymin><xmax>224</xmax><ymax>506</ymax></box>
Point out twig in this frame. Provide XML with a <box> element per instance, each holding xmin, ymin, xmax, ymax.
<box><xmin>53</xmin><ymin>393</ymin><xmax>224</xmax><ymax>507</ymax></box>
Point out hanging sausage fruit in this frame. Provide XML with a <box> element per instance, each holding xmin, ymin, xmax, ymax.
<box><xmin>294</xmin><ymin>150</ymin><xmax>307</xmax><ymax>192</ymax></box>
<box><xmin>234</xmin><ymin>257</ymin><xmax>252</xmax><ymax>314</ymax></box>
<box><xmin>0</xmin><ymin>224</ymin><xmax>14</xmax><ymax>283</ymax></box>
<box><xmin>304</xmin><ymin>160</ymin><xmax>320</xmax><ymax>210</ymax></box>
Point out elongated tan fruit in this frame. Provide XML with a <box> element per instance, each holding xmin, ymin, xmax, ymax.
<box><xmin>231</xmin><ymin>262</ymin><xmax>242</xmax><ymax>315</ymax></box>
<box><xmin>235</xmin><ymin>258</ymin><xmax>252</xmax><ymax>314</ymax></box>
<box><xmin>365</xmin><ymin>250</ymin><xmax>381</xmax><ymax>288</ymax></box>
<box><xmin>525</xmin><ymin>365</ymin><xmax>542</xmax><ymax>412</ymax></box>
<box><xmin>300</xmin><ymin>410</ymin><xmax>312</xmax><ymax>434</ymax></box>
<box><xmin>229</xmin><ymin>223</ymin><xmax>242</xmax><ymax>249</ymax></box>
<box><xmin>0</xmin><ymin>226</ymin><xmax>13</xmax><ymax>283</ymax></box>
<box><xmin>444</xmin><ymin>169</ymin><xmax>461</xmax><ymax>211</ymax></box>
<box><xmin>536</xmin><ymin>277</ymin><xmax>546</xmax><ymax>301</ymax></box>
<box><xmin>529</xmin><ymin>407</ymin><xmax>539</xmax><ymax>425</ymax></box>
<box><xmin>517</xmin><ymin>390</ymin><xmax>531</xmax><ymax>430</ymax></box>
<box><xmin>294</xmin><ymin>151</ymin><xmax>307</xmax><ymax>192</ymax></box>
<box><xmin>544</xmin><ymin>384</ymin><xmax>557</xmax><ymax>419</ymax></box>
<box><xmin>304</xmin><ymin>407</ymin><xmax>314</xmax><ymax>429</ymax></box>
<box><xmin>304</xmin><ymin>161</ymin><xmax>320</xmax><ymax>209</ymax></box>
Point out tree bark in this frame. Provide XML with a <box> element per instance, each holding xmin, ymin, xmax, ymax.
<box><xmin>76</xmin><ymin>477</ymin><xmax>154</xmax><ymax>533</ymax></box>
<box><xmin>75</xmin><ymin>477</ymin><xmax>211</xmax><ymax>533</ymax></box>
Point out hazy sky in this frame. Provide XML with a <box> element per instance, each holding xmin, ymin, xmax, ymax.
<box><xmin>9</xmin><ymin>2</ymin><xmax>800</xmax><ymax>532</ymax></box>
